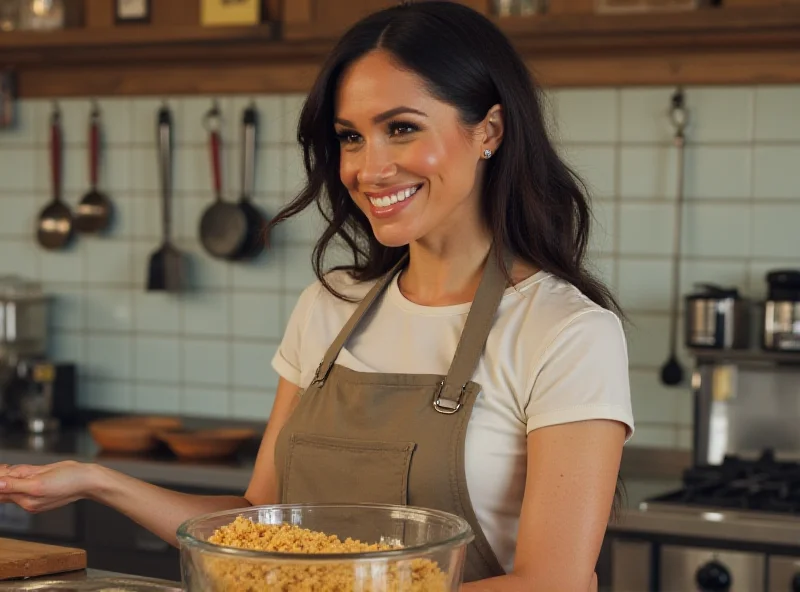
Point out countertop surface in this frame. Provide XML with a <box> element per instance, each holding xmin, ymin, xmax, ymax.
<box><xmin>0</xmin><ymin>569</ymin><xmax>181</xmax><ymax>590</ymax></box>
<box><xmin>0</xmin><ymin>422</ymin><xmax>690</xmax><ymax>504</ymax></box>
<box><xmin>0</xmin><ymin>426</ymin><xmax>256</xmax><ymax>492</ymax></box>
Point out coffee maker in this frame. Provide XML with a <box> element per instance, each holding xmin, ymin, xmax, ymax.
<box><xmin>0</xmin><ymin>275</ymin><xmax>76</xmax><ymax>433</ymax></box>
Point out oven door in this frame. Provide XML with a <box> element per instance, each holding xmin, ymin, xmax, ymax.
<box><xmin>768</xmin><ymin>556</ymin><xmax>800</xmax><ymax>592</ymax></box>
<box><xmin>661</xmin><ymin>545</ymin><xmax>765</xmax><ymax>592</ymax></box>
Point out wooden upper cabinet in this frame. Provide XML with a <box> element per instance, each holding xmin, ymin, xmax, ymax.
<box><xmin>284</xmin><ymin>0</ymin><xmax>490</xmax><ymax>40</ymax></box>
<box><xmin>3</xmin><ymin>0</ymin><xmax>800</xmax><ymax>96</ymax></box>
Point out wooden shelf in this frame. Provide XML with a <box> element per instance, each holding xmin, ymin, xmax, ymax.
<box><xmin>2</xmin><ymin>5</ymin><xmax>800</xmax><ymax>97</ymax></box>
<box><xmin>690</xmin><ymin>348</ymin><xmax>800</xmax><ymax>367</ymax></box>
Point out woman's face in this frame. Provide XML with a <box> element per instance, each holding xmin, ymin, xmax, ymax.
<box><xmin>334</xmin><ymin>50</ymin><xmax>497</xmax><ymax>248</ymax></box>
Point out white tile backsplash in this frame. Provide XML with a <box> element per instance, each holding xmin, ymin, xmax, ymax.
<box><xmin>182</xmin><ymin>385</ymin><xmax>230</xmax><ymax>418</ymax></box>
<box><xmin>232</xmin><ymin>390</ymin><xmax>276</xmax><ymax>421</ymax></box>
<box><xmin>184</xmin><ymin>340</ymin><xmax>230</xmax><ymax>386</ymax></box>
<box><xmin>619</xmin><ymin>203</ymin><xmax>675</xmax><ymax>256</ymax></box>
<box><xmin>232</xmin><ymin>342</ymin><xmax>279</xmax><ymax>390</ymax></box>
<box><xmin>684</xmin><ymin>147</ymin><xmax>752</xmax><ymax>200</ymax></box>
<box><xmin>0</xmin><ymin>147</ymin><xmax>37</xmax><ymax>192</ymax></box>
<box><xmin>683</xmin><ymin>87</ymin><xmax>754</xmax><ymax>143</ymax></box>
<box><xmin>0</xmin><ymin>196</ymin><xmax>39</xmax><ymax>237</ymax></box>
<box><xmin>561</xmin><ymin>145</ymin><xmax>617</xmax><ymax>200</ymax></box>
<box><xmin>134</xmin><ymin>383</ymin><xmax>181</xmax><ymax>414</ymax></box>
<box><xmin>133</xmin><ymin>290</ymin><xmax>182</xmax><ymax>334</ymax></box>
<box><xmin>86</xmin><ymin>335</ymin><xmax>132</xmax><ymax>380</ymax></box>
<box><xmin>620</xmin><ymin>146</ymin><xmax>677</xmax><ymax>200</ymax></box>
<box><xmin>617</xmin><ymin>259</ymin><xmax>672</xmax><ymax>312</ymax></box>
<box><xmin>0</xmin><ymin>239</ymin><xmax>39</xmax><ymax>275</ymax></box>
<box><xmin>681</xmin><ymin>203</ymin><xmax>751</xmax><ymax>258</ymax></box>
<box><xmin>755</xmin><ymin>86</ymin><xmax>800</xmax><ymax>141</ymax></box>
<box><xmin>752</xmin><ymin>204</ymin><xmax>800</xmax><ymax>258</ymax></box>
<box><xmin>135</xmin><ymin>336</ymin><xmax>181</xmax><ymax>383</ymax></box>
<box><xmin>620</xmin><ymin>88</ymin><xmax>675</xmax><ymax>144</ymax></box>
<box><xmin>553</xmin><ymin>89</ymin><xmax>619</xmax><ymax>143</ymax></box>
<box><xmin>5</xmin><ymin>84</ymin><xmax>800</xmax><ymax>450</ymax></box>
<box><xmin>753</xmin><ymin>146</ymin><xmax>800</xmax><ymax>200</ymax></box>
<box><xmin>1</xmin><ymin>99</ymin><xmax>43</xmax><ymax>146</ymax></box>
<box><xmin>182</xmin><ymin>291</ymin><xmax>230</xmax><ymax>336</ymax></box>
<box><xmin>84</xmin><ymin>289</ymin><xmax>134</xmax><ymax>332</ymax></box>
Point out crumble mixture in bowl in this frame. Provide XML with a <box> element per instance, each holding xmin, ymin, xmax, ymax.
<box><xmin>176</xmin><ymin>503</ymin><xmax>474</xmax><ymax>592</ymax></box>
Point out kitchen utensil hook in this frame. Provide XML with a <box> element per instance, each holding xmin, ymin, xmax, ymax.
<box><xmin>661</xmin><ymin>87</ymin><xmax>689</xmax><ymax>387</ymax></box>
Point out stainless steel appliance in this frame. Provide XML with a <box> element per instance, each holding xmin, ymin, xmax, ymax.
<box><xmin>608</xmin><ymin>451</ymin><xmax>800</xmax><ymax>591</ymax></box>
<box><xmin>605</xmin><ymin>348</ymin><xmax>800</xmax><ymax>591</ymax></box>
<box><xmin>685</xmin><ymin>284</ymin><xmax>750</xmax><ymax>350</ymax></box>
<box><xmin>0</xmin><ymin>275</ymin><xmax>76</xmax><ymax>433</ymax></box>
<box><xmin>763</xmin><ymin>270</ymin><xmax>800</xmax><ymax>353</ymax></box>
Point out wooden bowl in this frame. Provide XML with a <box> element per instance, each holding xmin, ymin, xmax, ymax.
<box><xmin>155</xmin><ymin>428</ymin><xmax>256</xmax><ymax>461</ymax></box>
<box><xmin>89</xmin><ymin>416</ymin><xmax>183</xmax><ymax>454</ymax></box>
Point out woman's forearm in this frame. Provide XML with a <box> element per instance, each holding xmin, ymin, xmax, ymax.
<box><xmin>462</xmin><ymin>571</ymin><xmax>597</xmax><ymax>592</ymax></box>
<box><xmin>88</xmin><ymin>464</ymin><xmax>250</xmax><ymax>546</ymax></box>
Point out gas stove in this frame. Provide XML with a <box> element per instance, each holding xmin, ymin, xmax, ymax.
<box><xmin>647</xmin><ymin>449</ymin><xmax>800</xmax><ymax>515</ymax></box>
<box><xmin>606</xmin><ymin>450</ymin><xmax>800</xmax><ymax>591</ymax></box>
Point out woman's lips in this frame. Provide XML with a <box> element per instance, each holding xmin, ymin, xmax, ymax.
<box><xmin>365</xmin><ymin>184</ymin><xmax>422</xmax><ymax>219</ymax></box>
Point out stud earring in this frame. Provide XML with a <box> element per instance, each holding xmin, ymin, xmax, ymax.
<box><xmin>483</xmin><ymin>149</ymin><xmax>493</xmax><ymax>159</ymax></box>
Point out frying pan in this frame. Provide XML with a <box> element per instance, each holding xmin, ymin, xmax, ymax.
<box><xmin>234</xmin><ymin>103</ymin><xmax>269</xmax><ymax>260</ymax></box>
<box><xmin>36</xmin><ymin>103</ymin><xmax>73</xmax><ymax>250</ymax></box>
<box><xmin>198</xmin><ymin>102</ymin><xmax>247</xmax><ymax>259</ymax></box>
<box><xmin>75</xmin><ymin>102</ymin><xmax>113</xmax><ymax>234</ymax></box>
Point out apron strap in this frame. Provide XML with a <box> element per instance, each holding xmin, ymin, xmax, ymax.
<box><xmin>433</xmin><ymin>243</ymin><xmax>512</xmax><ymax>414</ymax></box>
<box><xmin>311</xmin><ymin>252</ymin><xmax>409</xmax><ymax>385</ymax></box>
<box><xmin>311</xmin><ymin>244</ymin><xmax>512</xmax><ymax>406</ymax></box>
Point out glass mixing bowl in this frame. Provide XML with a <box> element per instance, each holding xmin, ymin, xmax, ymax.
<box><xmin>176</xmin><ymin>503</ymin><xmax>474</xmax><ymax>591</ymax></box>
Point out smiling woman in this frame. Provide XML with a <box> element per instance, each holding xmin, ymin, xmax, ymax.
<box><xmin>0</xmin><ymin>3</ymin><xmax>633</xmax><ymax>591</ymax></box>
<box><xmin>263</xmin><ymin>2</ymin><xmax>635</xmax><ymax>590</ymax></box>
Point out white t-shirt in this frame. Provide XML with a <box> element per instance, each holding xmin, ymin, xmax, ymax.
<box><xmin>271</xmin><ymin>268</ymin><xmax>635</xmax><ymax>573</ymax></box>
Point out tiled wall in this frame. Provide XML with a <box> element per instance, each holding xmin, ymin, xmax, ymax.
<box><xmin>1</xmin><ymin>86</ymin><xmax>798</xmax><ymax>449</ymax></box>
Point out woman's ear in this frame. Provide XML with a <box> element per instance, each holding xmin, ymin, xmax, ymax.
<box><xmin>481</xmin><ymin>104</ymin><xmax>504</xmax><ymax>158</ymax></box>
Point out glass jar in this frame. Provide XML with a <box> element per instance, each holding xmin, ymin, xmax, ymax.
<box><xmin>18</xmin><ymin>0</ymin><xmax>64</xmax><ymax>30</ymax></box>
<box><xmin>0</xmin><ymin>275</ymin><xmax>48</xmax><ymax>360</ymax></box>
<box><xmin>0</xmin><ymin>0</ymin><xmax>20</xmax><ymax>31</ymax></box>
<box><xmin>178</xmin><ymin>503</ymin><xmax>474</xmax><ymax>591</ymax></box>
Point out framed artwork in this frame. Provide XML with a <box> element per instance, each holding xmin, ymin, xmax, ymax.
<box><xmin>115</xmin><ymin>0</ymin><xmax>151</xmax><ymax>24</ymax></box>
<box><xmin>201</xmin><ymin>0</ymin><xmax>260</xmax><ymax>27</ymax></box>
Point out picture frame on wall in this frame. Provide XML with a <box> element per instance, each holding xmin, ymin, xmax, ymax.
<box><xmin>201</xmin><ymin>0</ymin><xmax>261</xmax><ymax>27</ymax></box>
<box><xmin>115</xmin><ymin>0</ymin><xmax>151</xmax><ymax>24</ymax></box>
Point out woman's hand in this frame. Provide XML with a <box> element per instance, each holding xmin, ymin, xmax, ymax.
<box><xmin>0</xmin><ymin>461</ymin><xmax>95</xmax><ymax>513</ymax></box>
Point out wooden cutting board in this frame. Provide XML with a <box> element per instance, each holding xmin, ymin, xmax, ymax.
<box><xmin>0</xmin><ymin>537</ymin><xmax>87</xmax><ymax>580</ymax></box>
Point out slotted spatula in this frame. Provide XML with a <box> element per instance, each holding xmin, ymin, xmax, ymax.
<box><xmin>147</xmin><ymin>104</ymin><xmax>184</xmax><ymax>293</ymax></box>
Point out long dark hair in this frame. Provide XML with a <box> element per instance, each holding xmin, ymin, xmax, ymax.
<box><xmin>269</xmin><ymin>1</ymin><xmax>621</xmax><ymax>320</ymax></box>
<box><xmin>269</xmin><ymin>1</ymin><xmax>626</xmax><ymax>519</ymax></box>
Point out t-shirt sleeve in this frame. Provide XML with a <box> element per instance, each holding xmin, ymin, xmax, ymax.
<box><xmin>271</xmin><ymin>281</ymin><xmax>323</xmax><ymax>387</ymax></box>
<box><xmin>524</xmin><ymin>309</ymin><xmax>635</xmax><ymax>440</ymax></box>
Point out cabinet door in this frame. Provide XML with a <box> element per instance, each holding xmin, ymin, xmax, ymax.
<box><xmin>284</xmin><ymin>0</ymin><xmax>490</xmax><ymax>41</ymax></box>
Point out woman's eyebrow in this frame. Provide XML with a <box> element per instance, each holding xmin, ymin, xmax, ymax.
<box><xmin>335</xmin><ymin>106</ymin><xmax>429</xmax><ymax>127</ymax></box>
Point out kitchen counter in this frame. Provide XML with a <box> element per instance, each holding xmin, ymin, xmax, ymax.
<box><xmin>0</xmin><ymin>424</ymin><xmax>690</xmax><ymax>504</ymax></box>
<box><xmin>0</xmin><ymin>427</ymin><xmax>256</xmax><ymax>492</ymax></box>
<box><xmin>0</xmin><ymin>569</ymin><xmax>181</xmax><ymax>590</ymax></box>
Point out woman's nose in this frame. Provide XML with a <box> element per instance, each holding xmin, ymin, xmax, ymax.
<box><xmin>356</xmin><ymin>144</ymin><xmax>397</xmax><ymax>186</ymax></box>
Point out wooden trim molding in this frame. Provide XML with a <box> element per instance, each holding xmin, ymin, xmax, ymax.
<box><xmin>2</xmin><ymin>5</ymin><xmax>800</xmax><ymax>97</ymax></box>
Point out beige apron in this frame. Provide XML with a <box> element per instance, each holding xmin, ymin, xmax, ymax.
<box><xmin>274</xmin><ymin>244</ymin><xmax>510</xmax><ymax>583</ymax></box>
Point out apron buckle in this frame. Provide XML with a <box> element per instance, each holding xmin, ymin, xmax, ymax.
<box><xmin>311</xmin><ymin>362</ymin><xmax>326</xmax><ymax>386</ymax></box>
<box><xmin>433</xmin><ymin>380</ymin><xmax>465</xmax><ymax>415</ymax></box>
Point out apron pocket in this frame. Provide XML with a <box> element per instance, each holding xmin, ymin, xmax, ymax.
<box><xmin>283</xmin><ymin>433</ymin><xmax>416</xmax><ymax>506</ymax></box>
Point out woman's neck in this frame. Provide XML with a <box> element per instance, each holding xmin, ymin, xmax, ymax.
<box><xmin>398</xmin><ymin>234</ymin><xmax>493</xmax><ymax>307</ymax></box>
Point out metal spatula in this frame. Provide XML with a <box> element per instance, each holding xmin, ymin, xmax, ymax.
<box><xmin>147</xmin><ymin>104</ymin><xmax>184</xmax><ymax>293</ymax></box>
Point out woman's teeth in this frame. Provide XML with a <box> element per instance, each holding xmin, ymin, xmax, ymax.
<box><xmin>368</xmin><ymin>185</ymin><xmax>419</xmax><ymax>208</ymax></box>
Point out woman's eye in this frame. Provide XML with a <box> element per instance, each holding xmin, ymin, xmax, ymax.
<box><xmin>335</xmin><ymin>130</ymin><xmax>361</xmax><ymax>145</ymax></box>
<box><xmin>388</xmin><ymin>121</ymin><xmax>419</xmax><ymax>137</ymax></box>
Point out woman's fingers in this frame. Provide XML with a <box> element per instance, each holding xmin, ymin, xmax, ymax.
<box><xmin>0</xmin><ymin>476</ymin><xmax>41</xmax><ymax>496</ymax></box>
